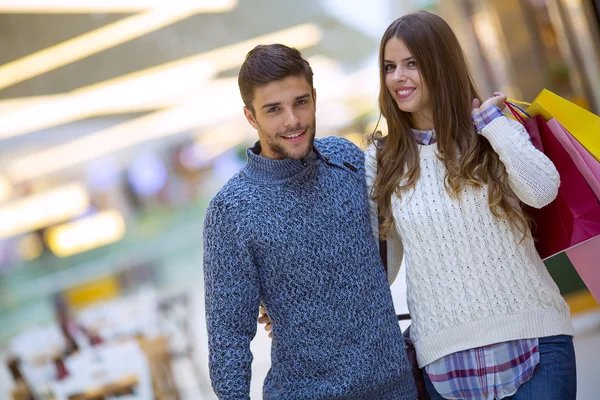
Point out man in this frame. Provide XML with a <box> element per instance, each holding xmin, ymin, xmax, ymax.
<box><xmin>203</xmin><ymin>43</ymin><xmax>415</xmax><ymax>400</ymax></box>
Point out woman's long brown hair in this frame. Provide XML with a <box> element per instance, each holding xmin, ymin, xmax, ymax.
<box><xmin>372</xmin><ymin>11</ymin><xmax>529</xmax><ymax>239</ymax></box>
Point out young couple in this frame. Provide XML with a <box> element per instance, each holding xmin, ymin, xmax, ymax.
<box><xmin>203</xmin><ymin>11</ymin><xmax>576</xmax><ymax>400</ymax></box>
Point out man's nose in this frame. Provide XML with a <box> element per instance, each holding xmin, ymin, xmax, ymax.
<box><xmin>283</xmin><ymin>108</ymin><xmax>300</xmax><ymax>127</ymax></box>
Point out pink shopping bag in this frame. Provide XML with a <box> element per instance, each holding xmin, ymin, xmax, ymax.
<box><xmin>522</xmin><ymin>116</ymin><xmax>600</xmax><ymax>259</ymax></box>
<box><xmin>566</xmin><ymin>236</ymin><xmax>600</xmax><ymax>302</ymax></box>
<box><xmin>547</xmin><ymin>119</ymin><xmax>600</xmax><ymax>201</ymax></box>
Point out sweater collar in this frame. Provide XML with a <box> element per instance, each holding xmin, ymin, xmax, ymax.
<box><xmin>241</xmin><ymin>140</ymin><xmax>321</xmax><ymax>183</ymax></box>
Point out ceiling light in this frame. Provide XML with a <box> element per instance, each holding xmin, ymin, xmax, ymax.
<box><xmin>45</xmin><ymin>209</ymin><xmax>126</xmax><ymax>258</ymax></box>
<box><xmin>0</xmin><ymin>8</ymin><xmax>203</xmax><ymax>91</ymax></box>
<box><xmin>0</xmin><ymin>0</ymin><xmax>237</xmax><ymax>13</ymax></box>
<box><xmin>8</xmin><ymin>79</ymin><xmax>241</xmax><ymax>181</ymax></box>
<box><xmin>0</xmin><ymin>183</ymin><xmax>89</xmax><ymax>239</ymax></box>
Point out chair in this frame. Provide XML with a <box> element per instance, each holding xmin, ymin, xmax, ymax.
<box><xmin>51</xmin><ymin>341</ymin><xmax>153</xmax><ymax>400</ymax></box>
<box><xmin>76</xmin><ymin>288</ymin><xmax>160</xmax><ymax>342</ymax></box>
<box><xmin>10</xmin><ymin>324</ymin><xmax>68</xmax><ymax>399</ymax></box>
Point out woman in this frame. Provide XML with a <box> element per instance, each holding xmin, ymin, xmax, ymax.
<box><xmin>366</xmin><ymin>11</ymin><xmax>576</xmax><ymax>400</ymax></box>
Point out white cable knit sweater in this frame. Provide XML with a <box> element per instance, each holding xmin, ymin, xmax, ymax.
<box><xmin>365</xmin><ymin>116</ymin><xmax>574</xmax><ymax>368</ymax></box>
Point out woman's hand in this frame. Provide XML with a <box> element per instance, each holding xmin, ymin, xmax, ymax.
<box><xmin>472</xmin><ymin>92</ymin><xmax>507</xmax><ymax>117</ymax></box>
<box><xmin>258</xmin><ymin>305</ymin><xmax>273</xmax><ymax>338</ymax></box>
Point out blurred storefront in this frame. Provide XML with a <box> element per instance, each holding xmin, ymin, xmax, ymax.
<box><xmin>436</xmin><ymin>0</ymin><xmax>600</xmax><ymax>113</ymax></box>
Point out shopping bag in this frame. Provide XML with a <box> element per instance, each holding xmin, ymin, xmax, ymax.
<box><xmin>522</xmin><ymin>115</ymin><xmax>600</xmax><ymax>259</ymax></box>
<box><xmin>507</xmin><ymin>101</ymin><xmax>600</xmax><ymax>297</ymax></box>
<box><xmin>522</xmin><ymin>109</ymin><xmax>543</xmax><ymax>152</ymax></box>
<box><xmin>547</xmin><ymin>119</ymin><xmax>600</xmax><ymax>201</ymax></box>
<box><xmin>526</xmin><ymin>89</ymin><xmax>600</xmax><ymax>161</ymax></box>
<box><xmin>565</xmin><ymin>236</ymin><xmax>600</xmax><ymax>302</ymax></box>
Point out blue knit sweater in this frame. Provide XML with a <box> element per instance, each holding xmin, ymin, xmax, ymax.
<box><xmin>203</xmin><ymin>137</ymin><xmax>416</xmax><ymax>399</ymax></box>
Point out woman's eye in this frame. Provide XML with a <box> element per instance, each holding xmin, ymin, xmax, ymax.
<box><xmin>384</xmin><ymin>64</ymin><xmax>395</xmax><ymax>72</ymax></box>
<box><xmin>407</xmin><ymin>61</ymin><xmax>417</xmax><ymax>68</ymax></box>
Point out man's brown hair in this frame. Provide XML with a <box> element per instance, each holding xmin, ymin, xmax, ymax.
<box><xmin>238</xmin><ymin>44</ymin><xmax>314</xmax><ymax>114</ymax></box>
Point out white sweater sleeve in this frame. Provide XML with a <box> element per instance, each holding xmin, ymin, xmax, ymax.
<box><xmin>365</xmin><ymin>144</ymin><xmax>404</xmax><ymax>285</ymax></box>
<box><xmin>479</xmin><ymin>116</ymin><xmax>560</xmax><ymax>208</ymax></box>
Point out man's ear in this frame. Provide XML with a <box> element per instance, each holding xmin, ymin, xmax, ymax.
<box><xmin>243</xmin><ymin>107</ymin><xmax>259</xmax><ymax>130</ymax></box>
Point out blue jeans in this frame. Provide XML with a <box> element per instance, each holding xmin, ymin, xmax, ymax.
<box><xmin>423</xmin><ymin>335</ymin><xmax>577</xmax><ymax>400</ymax></box>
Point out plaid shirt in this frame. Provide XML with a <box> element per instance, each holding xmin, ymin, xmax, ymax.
<box><xmin>413</xmin><ymin>128</ymin><xmax>436</xmax><ymax>145</ymax></box>
<box><xmin>413</xmin><ymin>106</ymin><xmax>540</xmax><ymax>400</ymax></box>
<box><xmin>473</xmin><ymin>105</ymin><xmax>504</xmax><ymax>132</ymax></box>
<box><xmin>424</xmin><ymin>339</ymin><xmax>539</xmax><ymax>400</ymax></box>
<box><xmin>413</xmin><ymin>105</ymin><xmax>504</xmax><ymax>145</ymax></box>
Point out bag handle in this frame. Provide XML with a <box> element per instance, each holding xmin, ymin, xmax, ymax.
<box><xmin>504</xmin><ymin>99</ymin><xmax>532</xmax><ymax>125</ymax></box>
<box><xmin>507</xmin><ymin>101</ymin><xmax>531</xmax><ymax>118</ymax></box>
<box><xmin>505</xmin><ymin>102</ymin><xmax>527</xmax><ymax>124</ymax></box>
<box><xmin>506</xmin><ymin>98</ymin><xmax>531</xmax><ymax>107</ymax></box>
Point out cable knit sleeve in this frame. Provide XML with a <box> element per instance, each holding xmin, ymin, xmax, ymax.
<box><xmin>203</xmin><ymin>198</ymin><xmax>259</xmax><ymax>400</ymax></box>
<box><xmin>365</xmin><ymin>144</ymin><xmax>404</xmax><ymax>285</ymax></box>
<box><xmin>479</xmin><ymin>116</ymin><xmax>560</xmax><ymax>208</ymax></box>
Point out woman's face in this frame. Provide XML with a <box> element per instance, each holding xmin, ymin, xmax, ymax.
<box><xmin>383</xmin><ymin>37</ymin><xmax>432</xmax><ymax>123</ymax></box>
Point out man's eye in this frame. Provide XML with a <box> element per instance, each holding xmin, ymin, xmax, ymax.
<box><xmin>267</xmin><ymin>107</ymin><xmax>279</xmax><ymax>113</ymax></box>
<box><xmin>297</xmin><ymin>100</ymin><xmax>307</xmax><ymax>105</ymax></box>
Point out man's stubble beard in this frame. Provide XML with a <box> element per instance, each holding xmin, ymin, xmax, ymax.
<box><xmin>261</xmin><ymin>119</ymin><xmax>317</xmax><ymax>160</ymax></box>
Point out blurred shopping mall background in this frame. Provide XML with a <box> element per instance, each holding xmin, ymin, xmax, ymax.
<box><xmin>0</xmin><ymin>0</ymin><xmax>599</xmax><ymax>399</ymax></box>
